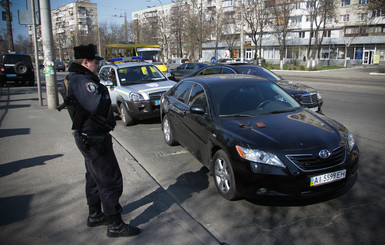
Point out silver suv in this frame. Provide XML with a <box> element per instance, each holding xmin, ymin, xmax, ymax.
<box><xmin>99</xmin><ymin>62</ymin><xmax>176</xmax><ymax>126</ymax></box>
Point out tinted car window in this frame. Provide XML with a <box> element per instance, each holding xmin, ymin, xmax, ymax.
<box><xmin>4</xmin><ymin>55</ymin><xmax>31</xmax><ymax>64</ymax></box>
<box><xmin>186</xmin><ymin>63</ymin><xmax>194</xmax><ymax>70</ymax></box>
<box><xmin>178</xmin><ymin>64</ymin><xmax>187</xmax><ymax>70</ymax></box>
<box><xmin>202</xmin><ymin>68</ymin><xmax>221</xmax><ymax>75</ymax></box>
<box><xmin>188</xmin><ymin>84</ymin><xmax>208</xmax><ymax>112</ymax></box>
<box><xmin>172</xmin><ymin>81</ymin><xmax>193</xmax><ymax>103</ymax></box>
<box><xmin>222</xmin><ymin>67</ymin><xmax>236</xmax><ymax>74</ymax></box>
<box><xmin>237</xmin><ymin>67</ymin><xmax>281</xmax><ymax>81</ymax></box>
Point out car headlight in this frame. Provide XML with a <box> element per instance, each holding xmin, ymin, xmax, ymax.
<box><xmin>129</xmin><ymin>92</ymin><xmax>145</xmax><ymax>101</ymax></box>
<box><xmin>348</xmin><ymin>132</ymin><xmax>355</xmax><ymax>150</ymax></box>
<box><xmin>236</xmin><ymin>145</ymin><xmax>285</xmax><ymax>168</ymax></box>
<box><xmin>317</xmin><ymin>92</ymin><xmax>322</xmax><ymax>100</ymax></box>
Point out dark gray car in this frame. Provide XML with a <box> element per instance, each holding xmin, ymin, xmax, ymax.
<box><xmin>182</xmin><ymin>64</ymin><xmax>323</xmax><ymax>112</ymax></box>
<box><xmin>169</xmin><ymin>62</ymin><xmax>209</xmax><ymax>81</ymax></box>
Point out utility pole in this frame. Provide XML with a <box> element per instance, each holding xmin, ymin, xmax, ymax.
<box><xmin>1</xmin><ymin>0</ymin><xmax>14</xmax><ymax>51</ymax></box>
<box><xmin>40</xmin><ymin>0</ymin><xmax>58</xmax><ymax>109</ymax></box>
<box><xmin>31</xmin><ymin>0</ymin><xmax>43</xmax><ymax>106</ymax></box>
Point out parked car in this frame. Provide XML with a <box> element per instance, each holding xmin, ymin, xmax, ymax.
<box><xmin>55</xmin><ymin>61</ymin><xmax>66</xmax><ymax>71</ymax></box>
<box><xmin>182</xmin><ymin>64</ymin><xmax>323</xmax><ymax>112</ymax></box>
<box><xmin>169</xmin><ymin>62</ymin><xmax>209</xmax><ymax>81</ymax></box>
<box><xmin>160</xmin><ymin>75</ymin><xmax>359</xmax><ymax>200</ymax></box>
<box><xmin>167</xmin><ymin>58</ymin><xmax>190</xmax><ymax>71</ymax></box>
<box><xmin>99</xmin><ymin>62</ymin><xmax>176</xmax><ymax>126</ymax></box>
<box><xmin>0</xmin><ymin>53</ymin><xmax>35</xmax><ymax>86</ymax></box>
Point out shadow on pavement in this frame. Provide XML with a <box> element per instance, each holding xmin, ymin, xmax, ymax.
<box><xmin>123</xmin><ymin>167</ymin><xmax>209</xmax><ymax>226</ymax></box>
<box><xmin>0</xmin><ymin>154</ymin><xmax>63</xmax><ymax>178</ymax></box>
<box><xmin>0</xmin><ymin>195</ymin><xmax>33</xmax><ymax>226</ymax></box>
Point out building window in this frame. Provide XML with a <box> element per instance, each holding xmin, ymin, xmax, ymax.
<box><xmin>357</xmin><ymin>13</ymin><xmax>367</xmax><ymax>21</ymax></box>
<box><xmin>341</xmin><ymin>14</ymin><xmax>349</xmax><ymax>22</ymax></box>
<box><xmin>341</xmin><ymin>0</ymin><xmax>350</xmax><ymax>7</ymax></box>
<box><xmin>222</xmin><ymin>0</ymin><xmax>234</xmax><ymax>7</ymax></box>
<box><xmin>299</xmin><ymin>31</ymin><xmax>305</xmax><ymax>38</ymax></box>
<box><xmin>359</xmin><ymin>0</ymin><xmax>368</xmax><ymax>4</ymax></box>
<box><xmin>323</xmin><ymin>30</ymin><xmax>331</xmax><ymax>37</ymax></box>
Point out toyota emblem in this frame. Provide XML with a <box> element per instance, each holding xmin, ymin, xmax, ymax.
<box><xmin>319</xmin><ymin>149</ymin><xmax>331</xmax><ymax>159</ymax></box>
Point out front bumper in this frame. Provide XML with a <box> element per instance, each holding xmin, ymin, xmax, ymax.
<box><xmin>233</xmin><ymin>150</ymin><xmax>359</xmax><ymax>199</ymax></box>
<box><xmin>124</xmin><ymin>99</ymin><xmax>161</xmax><ymax>120</ymax></box>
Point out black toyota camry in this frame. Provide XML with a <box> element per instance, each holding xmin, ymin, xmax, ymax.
<box><xmin>160</xmin><ymin>75</ymin><xmax>359</xmax><ymax>200</ymax></box>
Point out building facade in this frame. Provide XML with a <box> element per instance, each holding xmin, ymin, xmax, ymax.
<box><xmin>133</xmin><ymin>0</ymin><xmax>385</xmax><ymax>66</ymax></box>
<box><xmin>29</xmin><ymin>0</ymin><xmax>99</xmax><ymax>62</ymax></box>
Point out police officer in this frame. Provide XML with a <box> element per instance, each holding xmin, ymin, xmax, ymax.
<box><xmin>62</xmin><ymin>43</ymin><xmax>140</xmax><ymax>237</ymax></box>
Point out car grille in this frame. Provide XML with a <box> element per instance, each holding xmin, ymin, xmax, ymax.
<box><xmin>149</xmin><ymin>92</ymin><xmax>164</xmax><ymax>101</ymax></box>
<box><xmin>301</xmin><ymin>93</ymin><xmax>318</xmax><ymax>105</ymax></box>
<box><xmin>286</xmin><ymin>145</ymin><xmax>346</xmax><ymax>172</ymax></box>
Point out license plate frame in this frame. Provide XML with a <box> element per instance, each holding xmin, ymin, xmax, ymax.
<box><xmin>310</xmin><ymin>169</ymin><xmax>346</xmax><ymax>187</ymax></box>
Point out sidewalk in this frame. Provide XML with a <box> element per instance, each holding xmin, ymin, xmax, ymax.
<box><xmin>0</xmin><ymin>86</ymin><xmax>219</xmax><ymax>245</ymax></box>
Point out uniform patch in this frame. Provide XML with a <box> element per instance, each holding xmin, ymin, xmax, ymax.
<box><xmin>86</xmin><ymin>82</ymin><xmax>98</xmax><ymax>94</ymax></box>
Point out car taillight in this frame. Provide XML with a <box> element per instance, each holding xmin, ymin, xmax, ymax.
<box><xmin>0</xmin><ymin>67</ymin><xmax>4</xmax><ymax>73</ymax></box>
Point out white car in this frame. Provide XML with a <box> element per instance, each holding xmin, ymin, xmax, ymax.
<box><xmin>167</xmin><ymin>58</ymin><xmax>190</xmax><ymax>71</ymax></box>
<box><xmin>99</xmin><ymin>62</ymin><xmax>176</xmax><ymax>126</ymax></box>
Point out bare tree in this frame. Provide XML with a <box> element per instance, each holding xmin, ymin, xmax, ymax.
<box><xmin>305</xmin><ymin>0</ymin><xmax>336</xmax><ymax>68</ymax></box>
<box><xmin>222</xmin><ymin>12</ymin><xmax>238</xmax><ymax>59</ymax></box>
<box><xmin>170</xmin><ymin>0</ymin><xmax>185</xmax><ymax>58</ymax></box>
<box><xmin>266</xmin><ymin>0</ymin><xmax>295</xmax><ymax>69</ymax></box>
<box><xmin>241</xmin><ymin>0</ymin><xmax>269</xmax><ymax>63</ymax></box>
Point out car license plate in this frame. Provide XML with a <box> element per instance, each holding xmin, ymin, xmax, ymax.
<box><xmin>6</xmin><ymin>74</ymin><xmax>17</xmax><ymax>77</ymax></box>
<box><xmin>155</xmin><ymin>100</ymin><xmax>160</xmax><ymax>106</ymax></box>
<box><xmin>310</xmin><ymin>169</ymin><xmax>346</xmax><ymax>187</ymax></box>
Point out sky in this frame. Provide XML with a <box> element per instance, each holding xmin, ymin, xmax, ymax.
<box><xmin>3</xmin><ymin>0</ymin><xmax>173</xmax><ymax>39</ymax></box>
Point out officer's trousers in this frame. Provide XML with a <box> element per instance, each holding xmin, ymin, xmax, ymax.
<box><xmin>74</xmin><ymin>132</ymin><xmax>123</xmax><ymax>216</ymax></box>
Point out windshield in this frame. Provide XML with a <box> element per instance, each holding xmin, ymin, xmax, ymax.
<box><xmin>117</xmin><ymin>65</ymin><xmax>166</xmax><ymax>86</ymax></box>
<box><xmin>236</xmin><ymin>67</ymin><xmax>281</xmax><ymax>82</ymax></box>
<box><xmin>210</xmin><ymin>80</ymin><xmax>301</xmax><ymax>117</ymax></box>
<box><xmin>136</xmin><ymin>48</ymin><xmax>162</xmax><ymax>64</ymax></box>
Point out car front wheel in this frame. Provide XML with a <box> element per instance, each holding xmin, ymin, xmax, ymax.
<box><xmin>120</xmin><ymin>103</ymin><xmax>134</xmax><ymax>126</ymax></box>
<box><xmin>213</xmin><ymin>150</ymin><xmax>241</xmax><ymax>200</ymax></box>
<box><xmin>162</xmin><ymin>115</ymin><xmax>178</xmax><ymax>146</ymax></box>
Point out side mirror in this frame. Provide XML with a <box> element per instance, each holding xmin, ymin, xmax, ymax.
<box><xmin>100</xmin><ymin>80</ymin><xmax>114</xmax><ymax>86</ymax></box>
<box><xmin>190</xmin><ymin>105</ymin><xmax>205</xmax><ymax>115</ymax></box>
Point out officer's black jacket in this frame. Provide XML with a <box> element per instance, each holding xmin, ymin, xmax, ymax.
<box><xmin>65</xmin><ymin>62</ymin><xmax>116</xmax><ymax>134</ymax></box>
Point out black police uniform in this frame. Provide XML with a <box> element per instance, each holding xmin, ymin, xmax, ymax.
<box><xmin>61</xmin><ymin>43</ymin><xmax>140</xmax><ymax>237</ymax></box>
<box><xmin>65</xmin><ymin>62</ymin><xmax>123</xmax><ymax>218</ymax></box>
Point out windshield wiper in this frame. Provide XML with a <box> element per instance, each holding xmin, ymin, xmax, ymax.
<box><xmin>260</xmin><ymin>108</ymin><xmax>297</xmax><ymax>116</ymax></box>
<box><xmin>219</xmin><ymin>114</ymin><xmax>254</xmax><ymax>118</ymax></box>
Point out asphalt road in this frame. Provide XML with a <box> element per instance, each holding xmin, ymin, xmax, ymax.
<box><xmin>55</xmin><ymin>67</ymin><xmax>385</xmax><ymax>245</ymax></box>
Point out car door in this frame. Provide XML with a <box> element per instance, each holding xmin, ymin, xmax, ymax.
<box><xmin>172</xmin><ymin>63</ymin><xmax>187</xmax><ymax>80</ymax></box>
<box><xmin>167</xmin><ymin>81</ymin><xmax>193</xmax><ymax>147</ymax></box>
<box><xmin>99</xmin><ymin>67</ymin><xmax>119</xmax><ymax>107</ymax></box>
<box><xmin>181</xmin><ymin>83</ymin><xmax>212</xmax><ymax>164</ymax></box>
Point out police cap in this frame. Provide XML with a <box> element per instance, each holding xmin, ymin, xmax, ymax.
<box><xmin>74</xmin><ymin>43</ymin><xmax>103</xmax><ymax>61</ymax></box>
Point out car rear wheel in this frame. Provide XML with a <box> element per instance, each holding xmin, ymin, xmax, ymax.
<box><xmin>120</xmin><ymin>103</ymin><xmax>134</xmax><ymax>126</ymax></box>
<box><xmin>213</xmin><ymin>150</ymin><xmax>241</xmax><ymax>200</ymax></box>
<box><xmin>162</xmin><ymin>115</ymin><xmax>178</xmax><ymax>146</ymax></box>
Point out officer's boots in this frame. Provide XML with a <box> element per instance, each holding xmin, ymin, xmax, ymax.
<box><xmin>107</xmin><ymin>214</ymin><xmax>140</xmax><ymax>237</ymax></box>
<box><xmin>87</xmin><ymin>203</ymin><xmax>107</xmax><ymax>227</ymax></box>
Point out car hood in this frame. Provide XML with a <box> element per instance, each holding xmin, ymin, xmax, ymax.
<box><xmin>220</xmin><ymin>110</ymin><xmax>347</xmax><ymax>153</ymax></box>
<box><xmin>276</xmin><ymin>80</ymin><xmax>317</xmax><ymax>94</ymax></box>
<box><xmin>117</xmin><ymin>80</ymin><xmax>176</xmax><ymax>94</ymax></box>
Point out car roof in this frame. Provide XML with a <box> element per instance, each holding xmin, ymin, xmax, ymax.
<box><xmin>103</xmin><ymin>62</ymin><xmax>155</xmax><ymax>69</ymax></box>
<box><xmin>183</xmin><ymin>74</ymin><xmax>270</xmax><ymax>88</ymax></box>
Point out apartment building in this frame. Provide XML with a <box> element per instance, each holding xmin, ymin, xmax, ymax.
<box><xmin>133</xmin><ymin>0</ymin><xmax>385</xmax><ymax>66</ymax></box>
<box><xmin>51</xmin><ymin>0</ymin><xmax>99</xmax><ymax>61</ymax></box>
<box><xmin>30</xmin><ymin>0</ymin><xmax>99</xmax><ymax>62</ymax></box>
